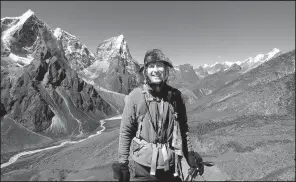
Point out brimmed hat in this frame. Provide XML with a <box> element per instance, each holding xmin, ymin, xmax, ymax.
<box><xmin>139</xmin><ymin>49</ymin><xmax>173</xmax><ymax>72</ymax></box>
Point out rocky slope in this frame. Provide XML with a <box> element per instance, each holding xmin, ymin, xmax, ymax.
<box><xmin>79</xmin><ymin>35</ymin><xmax>141</xmax><ymax>94</ymax></box>
<box><xmin>192</xmin><ymin>64</ymin><xmax>243</xmax><ymax>97</ymax></box>
<box><xmin>165</xmin><ymin>64</ymin><xmax>200</xmax><ymax>103</ymax></box>
<box><xmin>1</xmin><ymin>10</ymin><xmax>119</xmax><ymax>153</ymax></box>
<box><xmin>169</xmin><ymin>64</ymin><xmax>200</xmax><ymax>86</ymax></box>
<box><xmin>194</xmin><ymin>65</ymin><xmax>209</xmax><ymax>79</ymax></box>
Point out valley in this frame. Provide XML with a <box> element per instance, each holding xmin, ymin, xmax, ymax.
<box><xmin>1</xmin><ymin>113</ymin><xmax>294</xmax><ymax>181</ymax></box>
<box><xmin>1</xmin><ymin>9</ymin><xmax>295</xmax><ymax>181</ymax></box>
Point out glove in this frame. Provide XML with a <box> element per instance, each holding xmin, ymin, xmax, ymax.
<box><xmin>112</xmin><ymin>161</ymin><xmax>130</xmax><ymax>182</ymax></box>
<box><xmin>187</xmin><ymin>151</ymin><xmax>204</xmax><ymax>175</ymax></box>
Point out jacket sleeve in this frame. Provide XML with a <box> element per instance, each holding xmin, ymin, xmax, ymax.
<box><xmin>118</xmin><ymin>92</ymin><xmax>137</xmax><ymax>164</ymax></box>
<box><xmin>176</xmin><ymin>91</ymin><xmax>194</xmax><ymax>160</ymax></box>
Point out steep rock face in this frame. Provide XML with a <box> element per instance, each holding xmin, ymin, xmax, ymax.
<box><xmin>194</xmin><ymin>66</ymin><xmax>209</xmax><ymax>79</ymax></box>
<box><xmin>1</xmin><ymin>10</ymin><xmax>42</xmax><ymax>65</ymax></box>
<box><xmin>1</xmin><ymin>10</ymin><xmax>117</xmax><ymax>143</ymax></box>
<box><xmin>168</xmin><ymin>64</ymin><xmax>199</xmax><ymax>87</ymax></box>
<box><xmin>53</xmin><ymin>28</ymin><xmax>95</xmax><ymax>72</ymax></box>
<box><xmin>225</xmin><ymin>63</ymin><xmax>242</xmax><ymax>73</ymax></box>
<box><xmin>80</xmin><ymin>35</ymin><xmax>141</xmax><ymax>94</ymax></box>
<box><xmin>177</xmin><ymin>64</ymin><xmax>199</xmax><ymax>83</ymax></box>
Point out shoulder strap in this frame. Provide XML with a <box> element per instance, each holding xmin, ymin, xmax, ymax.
<box><xmin>167</xmin><ymin>88</ymin><xmax>178</xmax><ymax>115</ymax></box>
<box><xmin>136</xmin><ymin>85</ymin><xmax>157</xmax><ymax>139</ymax></box>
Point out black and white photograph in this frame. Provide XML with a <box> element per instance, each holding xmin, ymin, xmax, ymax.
<box><xmin>1</xmin><ymin>1</ymin><xmax>295</xmax><ymax>181</ymax></box>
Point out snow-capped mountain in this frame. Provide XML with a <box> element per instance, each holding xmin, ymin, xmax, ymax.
<box><xmin>1</xmin><ymin>10</ymin><xmax>119</xmax><ymax>143</ymax></box>
<box><xmin>195</xmin><ymin>48</ymin><xmax>281</xmax><ymax>75</ymax></box>
<box><xmin>80</xmin><ymin>34</ymin><xmax>141</xmax><ymax>94</ymax></box>
<box><xmin>53</xmin><ymin>28</ymin><xmax>96</xmax><ymax>71</ymax></box>
<box><xmin>1</xmin><ymin>10</ymin><xmax>46</xmax><ymax>66</ymax></box>
<box><xmin>193</xmin><ymin>49</ymin><xmax>295</xmax><ymax>116</ymax></box>
<box><xmin>206</xmin><ymin>62</ymin><xmax>228</xmax><ymax>74</ymax></box>
<box><xmin>239</xmin><ymin>48</ymin><xmax>281</xmax><ymax>72</ymax></box>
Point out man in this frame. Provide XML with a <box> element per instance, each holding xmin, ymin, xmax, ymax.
<box><xmin>112</xmin><ymin>49</ymin><xmax>203</xmax><ymax>181</ymax></box>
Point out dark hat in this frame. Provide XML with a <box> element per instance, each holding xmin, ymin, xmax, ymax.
<box><xmin>139</xmin><ymin>49</ymin><xmax>173</xmax><ymax>72</ymax></box>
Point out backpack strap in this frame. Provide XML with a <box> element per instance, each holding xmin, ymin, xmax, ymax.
<box><xmin>135</xmin><ymin>85</ymin><xmax>158</xmax><ymax>139</ymax></box>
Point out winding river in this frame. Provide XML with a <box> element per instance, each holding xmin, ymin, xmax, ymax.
<box><xmin>0</xmin><ymin>115</ymin><xmax>122</xmax><ymax>169</ymax></box>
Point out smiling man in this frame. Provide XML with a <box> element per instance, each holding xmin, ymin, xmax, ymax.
<box><xmin>112</xmin><ymin>49</ymin><xmax>204</xmax><ymax>182</ymax></box>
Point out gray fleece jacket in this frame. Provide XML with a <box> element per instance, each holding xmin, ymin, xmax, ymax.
<box><xmin>118</xmin><ymin>84</ymin><xmax>193</xmax><ymax>168</ymax></box>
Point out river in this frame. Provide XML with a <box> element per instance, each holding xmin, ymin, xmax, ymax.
<box><xmin>0</xmin><ymin>115</ymin><xmax>122</xmax><ymax>169</ymax></box>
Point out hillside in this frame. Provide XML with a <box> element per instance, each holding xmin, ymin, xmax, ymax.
<box><xmin>190</xmin><ymin>49</ymin><xmax>295</xmax><ymax>117</ymax></box>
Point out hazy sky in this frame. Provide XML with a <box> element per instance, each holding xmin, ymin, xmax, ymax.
<box><xmin>1</xmin><ymin>1</ymin><xmax>295</xmax><ymax>67</ymax></box>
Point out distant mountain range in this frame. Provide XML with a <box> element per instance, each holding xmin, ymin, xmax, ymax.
<box><xmin>1</xmin><ymin>9</ymin><xmax>294</xmax><ymax>155</ymax></box>
<box><xmin>194</xmin><ymin>48</ymin><xmax>281</xmax><ymax>76</ymax></box>
<box><xmin>191</xmin><ymin>49</ymin><xmax>295</xmax><ymax>116</ymax></box>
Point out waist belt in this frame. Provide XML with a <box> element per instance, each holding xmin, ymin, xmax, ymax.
<box><xmin>150</xmin><ymin>142</ymin><xmax>170</xmax><ymax>175</ymax></box>
<box><xmin>133</xmin><ymin>137</ymin><xmax>170</xmax><ymax>175</ymax></box>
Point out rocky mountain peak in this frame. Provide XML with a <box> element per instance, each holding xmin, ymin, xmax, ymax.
<box><xmin>80</xmin><ymin>34</ymin><xmax>140</xmax><ymax>94</ymax></box>
<box><xmin>1</xmin><ymin>9</ymin><xmax>56</xmax><ymax>66</ymax></box>
<box><xmin>95</xmin><ymin>34</ymin><xmax>133</xmax><ymax>62</ymax></box>
<box><xmin>226</xmin><ymin>63</ymin><xmax>242</xmax><ymax>73</ymax></box>
<box><xmin>53</xmin><ymin>27</ymin><xmax>96</xmax><ymax>71</ymax></box>
<box><xmin>1</xmin><ymin>10</ymin><xmax>119</xmax><ymax>141</ymax></box>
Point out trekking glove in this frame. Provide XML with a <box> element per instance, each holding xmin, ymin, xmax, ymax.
<box><xmin>187</xmin><ymin>151</ymin><xmax>204</xmax><ymax>175</ymax></box>
<box><xmin>112</xmin><ymin>161</ymin><xmax>130</xmax><ymax>182</ymax></box>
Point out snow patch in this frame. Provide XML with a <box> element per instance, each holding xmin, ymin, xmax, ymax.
<box><xmin>203</xmin><ymin>64</ymin><xmax>209</xmax><ymax>68</ymax></box>
<box><xmin>53</xmin><ymin>28</ymin><xmax>63</xmax><ymax>39</ymax></box>
<box><xmin>223</xmin><ymin>61</ymin><xmax>235</xmax><ymax>67</ymax></box>
<box><xmin>210</xmin><ymin>62</ymin><xmax>219</xmax><ymax>67</ymax></box>
<box><xmin>266</xmin><ymin>48</ymin><xmax>280</xmax><ymax>60</ymax></box>
<box><xmin>254</xmin><ymin>54</ymin><xmax>264</xmax><ymax>62</ymax></box>
<box><xmin>115</xmin><ymin>35</ymin><xmax>124</xmax><ymax>49</ymax></box>
<box><xmin>8</xmin><ymin>53</ymin><xmax>33</xmax><ymax>65</ymax></box>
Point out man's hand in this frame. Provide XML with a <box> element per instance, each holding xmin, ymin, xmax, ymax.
<box><xmin>187</xmin><ymin>151</ymin><xmax>204</xmax><ymax>175</ymax></box>
<box><xmin>112</xmin><ymin>161</ymin><xmax>130</xmax><ymax>182</ymax></box>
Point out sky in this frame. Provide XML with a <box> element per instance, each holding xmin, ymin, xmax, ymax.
<box><xmin>1</xmin><ymin>1</ymin><xmax>295</xmax><ymax>67</ymax></box>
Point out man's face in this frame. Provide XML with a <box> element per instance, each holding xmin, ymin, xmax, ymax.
<box><xmin>146</xmin><ymin>62</ymin><xmax>167</xmax><ymax>84</ymax></box>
